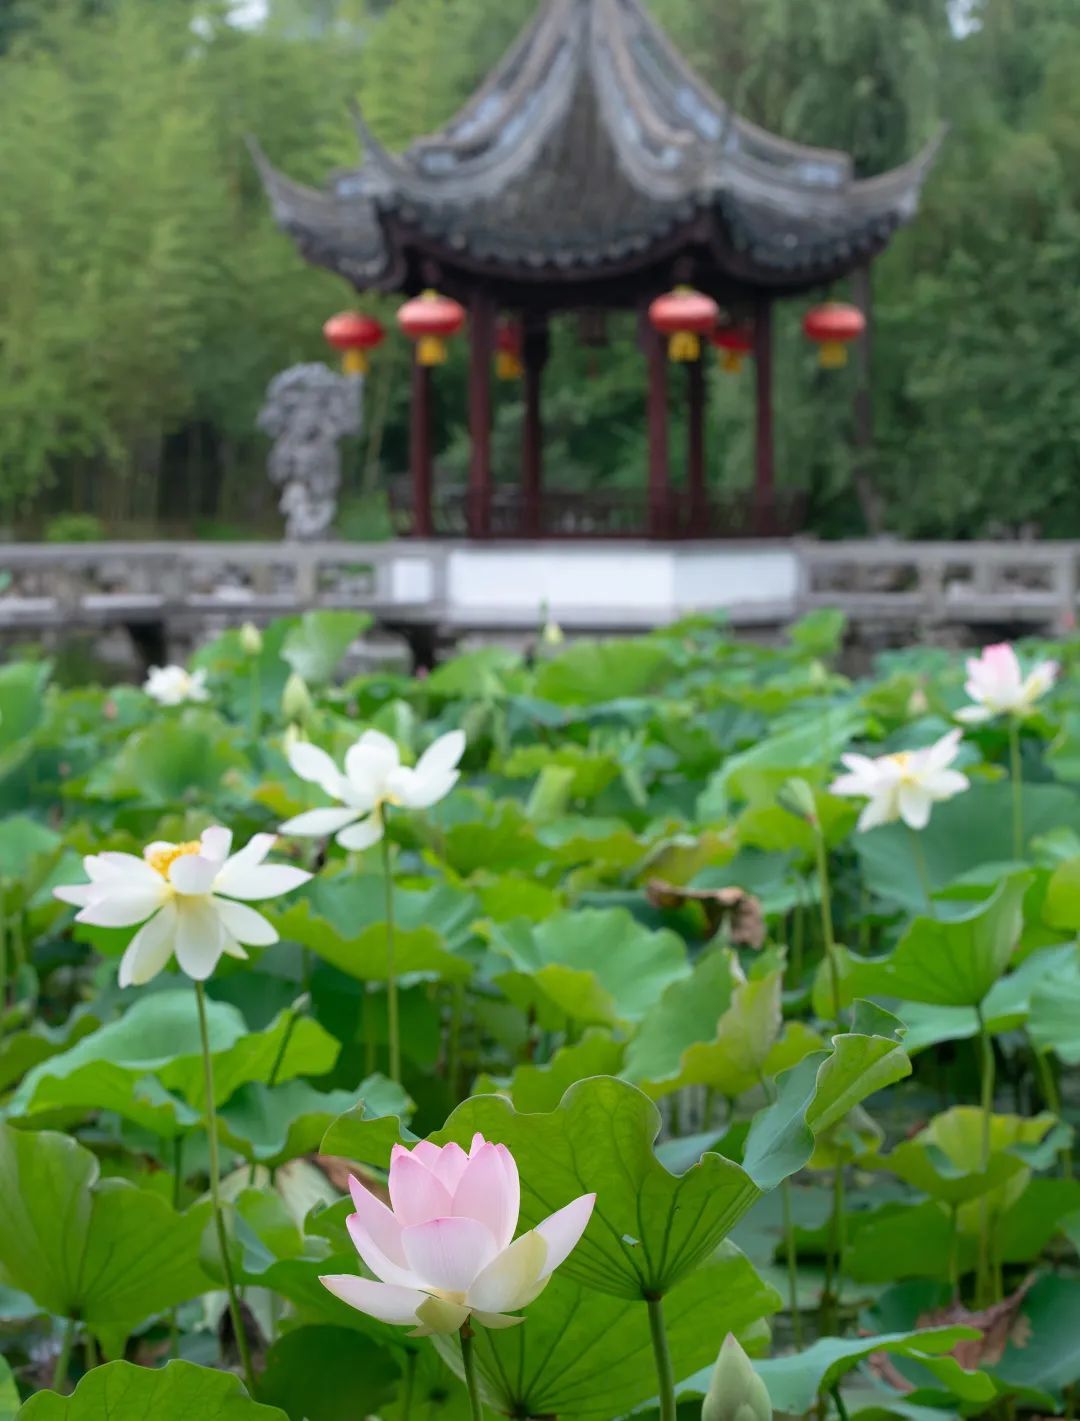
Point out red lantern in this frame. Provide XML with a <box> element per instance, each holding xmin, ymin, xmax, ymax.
<box><xmin>323</xmin><ymin>311</ymin><xmax>385</xmax><ymax>376</ymax></box>
<box><xmin>397</xmin><ymin>289</ymin><xmax>466</xmax><ymax>367</ymax></box>
<box><xmin>648</xmin><ymin>286</ymin><xmax>720</xmax><ymax>362</ymax></box>
<box><xmin>710</xmin><ymin>325</ymin><xmax>754</xmax><ymax>375</ymax></box>
<box><xmin>496</xmin><ymin>319</ymin><xmax>524</xmax><ymax>381</ymax></box>
<box><xmin>803</xmin><ymin>302</ymin><xmax>866</xmax><ymax>369</ymax></box>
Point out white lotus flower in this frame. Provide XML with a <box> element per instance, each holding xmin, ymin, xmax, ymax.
<box><xmin>957</xmin><ymin>643</ymin><xmax>1059</xmax><ymax>724</ymax></box>
<box><xmin>831</xmin><ymin>729</ymin><xmax>970</xmax><ymax>832</ymax></box>
<box><xmin>280</xmin><ymin>728</ymin><xmax>466</xmax><ymax>851</ymax></box>
<box><xmin>54</xmin><ymin>827</ymin><xmax>311</xmax><ymax>986</ymax></box>
<box><xmin>322</xmin><ymin>1134</ymin><xmax>595</xmax><ymax>1336</ymax></box>
<box><xmin>143</xmin><ymin>664</ymin><xmax>210</xmax><ymax>706</ymax></box>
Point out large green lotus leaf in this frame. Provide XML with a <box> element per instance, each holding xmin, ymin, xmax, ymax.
<box><xmin>267</xmin><ymin>901</ymin><xmax>470</xmax><ymax>984</ymax></box>
<box><xmin>855</xmin><ymin>783</ymin><xmax>1080</xmax><ymax>911</ymax></box>
<box><xmin>741</xmin><ymin>1006</ymin><xmax>911</xmax><ymax>1190</ymax></box>
<box><xmin>678</xmin><ymin>1329</ymin><xmax>991</xmax><ymax>1414</ymax></box>
<box><xmin>83</xmin><ymin>716</ymin><xmax>247</xmax><ymax>803</ymax></box>
<box><xmin>425</xmin><ymin>646</ymin><xmax>523</xmax><ymax>699</ymax></box>
<box><xmin>473</xmin><ymin>1031</ymin><xmax>625</xmax><ymax>1112</ymax></box>
<box><xmin>431</xmin><ymin>1246</ymin><xmax>780</xmax><ymax>1420</ymax></box>
<box><xmin>0</xmin><ymin>660</ymin><xmax>48</xmax><ymax>756</ymax></box>
<box><xmin>537</xmin><ymin>817</ymin><xmax>645</xmax><ymax>873</ymax></box>
<box><xmin>18</xmin><ymin>1361</ymin><xmax>285</xmax><ymax>1419</ymax></box>
<box><xmin>0</xmin><ymin>1358</ymin><xmax>15</xmax><ymax>1421</ymax></box>
<box><xmin>8</xmin><ymin>992</ymin><xmax>338</xmax><ymax>1134</ymax></box>
<box><xmin>0</xmin><ymin>1125</ymin><xmax>213</xmax><ymax>1357</ymax></box>
<box><xmin>0</xmin><ymin>1009</ymin><xmax>101</xmax><ymax>1094</ymax></box>
<box><xmin>846</xmin><ymin>1200</ymin><xmax>962</xmax><ymax>1283</ymax></box>
<box><xmin>875</xmin><ymin>1107</ymin><xmax>1060</xmax><ymax>1205</ymax></box>
<box><xmin>898</xmin><ymin>943</ymin><xmax>1078</xmax><ymax>1053</ymax></box>
<box><xmin>623</xmin><ymin>950</ymin><xmax>787</xmax><ymax>1099</ymax></box>
<box><xmin>488</xmin><ymin>908</ymin><xmax>688</xmax><ymax>1030</ymax></box>
<box><xmin>737</xmin><ymin>793</ymin><xmax>857</xmax><ymax>857</ymax></box>
<box><xmin>439</xmin><ymin>804</ymin><xmax>548</xmax><ymax>877</ymax></box>
<box><xmin>307</xmin><ymin>875</ymin><xmax>480</xmax><ymax>952</ymax></box>
<box><xmin>260</xmin><ymin>1325</ymin><xmax>400</xmax><ymax>1421</ymax></box>
<box><xmin>533</xmin><ymin>639</ymin><xmax>675</xmax><ymax>706</ymax></box>
<box><xmin>219</xmin><ymin>1080</ymin><xmax>399</xmax><ymax>1167</ymax></box>
<box><xmin>0</xmin><ymin>815</ymin><xmax>60</xmax><ymax>880</ymax></box>
<box><xmin>698</xmin><ymin>704</ymin><xmax>866</xmax><ymax>814</ymax></box>
<box><xmin>1029</xmin><ymin>954</ymin><xmax>1080</xmax><ymax>1062</ymax></box>
<box><xmin>988</xmin><ymin>1274</ymin><xmax>1080</xmax><ymax>1396</ymax></box>
<box><xmin>995</xmin><ymin>1178</ymin><xmax>1080</xmax><ymax>1262</ymax></box>
<box><xmin>851</xmin><ymin>875</ymin><xmax>1029</xmax><ymax>1007</ymax></box>
<box><xmin>502</xmin><ymin>742</ymin><xmax>621</xmax><ymax>800</ymax></box>
<box><xmin>281</xmin><ymin>610</ymin><xmax>371</xmax><ymax>685</ymax></box>
<box><xmin>1041</xmin><ymin>855</ymin><xmax>1080</xmax><ymax>930</ymax></box>
<box><xmin>477</xmin><ymin>873</ymin><xmax>564</xmax><ymax>924</ymax></box>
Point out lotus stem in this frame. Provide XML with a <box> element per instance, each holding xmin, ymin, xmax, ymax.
<box><xmin>646</xmin><ymin>1293</ymin><xmax>677</xmax><ymax>1421</ymax></box>
<box><xmin>975</xmin><ymin>1002</ymin><xmax>996</xmax><ymax>1304</ymax></box>
<box><xmin>1031</xmin><ymin>1039</ymin><xmax>1071</xmax><ymax>1178</ymax></box>
<box><xmin>249</xmin><ymin>660</ymin><xmax>261</xmax><ymax>741</ymax></box>
<box><xmin>195</xmin><ymin>981</ymin><xmax>257</xmax><ymax>1395</ymax></box>
<box><xmin>781</xmin><ymin>1178</ymin><xmax>805</xmax><ymax>1347</ymax></box>
<box><xmin>0</xmin><ymin>878</ymin><xmax>7</xmax><ymax>1020</ymax></box>
<box><xmin>907</xmin><ymin>826</ymin><xmax>936</xmax><ymax>918</ymax></box>
<box><xmin>459</xmin><ymin>1323</ymin><xmax>485</xmax><ymax>1421</ymax></box>
<box><xmin>812</xmin><ymin>826</ymin><xmax>841</xmax><ymax>1027</ymax></box>
<box><xmin>381</xmin><ymin>830</ymin><xmax>401</xmax><ymax>1085</ymax></box>
<box><xmin>401</xmin><ymin>1347</ymin><xmax>418</xmax><ymax>1421</ymax></box>
<box><xmin>171</xmin><ymin>1134</ymin><xmax>185</xmax><ymax>1357</ymax></box>
<box><xmin>1008</xmin><ymin>718</ymin><xmax>1023</xmax><ymax>859</ymax></box>
<box><xmin>51</xmin><ymin>1317</ymin><xmax>75</xmax><ymax>1393</ymax></box>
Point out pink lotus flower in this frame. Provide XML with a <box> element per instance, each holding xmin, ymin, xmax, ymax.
<box><xmin>957</xmin><ymin>643</ymin><xmax>1058</xmax><ymax>724</ymax></box>
<box><xmin>322</xmin><ymin>1134</ymin><xmax>595</xmax><ymax>1336</ymax></box>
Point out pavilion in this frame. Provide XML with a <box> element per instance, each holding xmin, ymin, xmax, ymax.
<box><xmin>253</xmin><ymin>0</ymin><xmax>939</xmax><ymax>541</ymax></box>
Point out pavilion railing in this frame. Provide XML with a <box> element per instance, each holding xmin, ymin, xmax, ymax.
<box><xmin>387</xmin><ymin>481</ymin><xmax>805</xmax><ymax>540</ymax></box>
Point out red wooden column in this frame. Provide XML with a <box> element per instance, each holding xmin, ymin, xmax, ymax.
<box><xmin>409</xmin><ymin>353</ymin><xmax>433</xmax><ymax>537</ymax></box>
<box><xmin>468</xmin><ymin>292</ymin><xmax>496</xmax><ymax>538</ymax></box>
<box><xmin>522</xmin><ymin>319</ymin><xmax>549</xmax><ymax>538</ymax></box>
<box><xmin>851</xmin><ymin>261</ymin><xmax>884</xmax><ymax>533</ymax></box>
<box><xmin>644</xmin><ymin>320</ymin><xmax>671</xmax><ymax>538</ymax></box>
<box><xmin>753</xmin><ymin>300</ymin><xmax>775</xmax><ymax>535</ymax></box>
<box><xmin>686</xmin><ymin>355</ymin><xmax>707</xmax><ymax>533</ymax></box>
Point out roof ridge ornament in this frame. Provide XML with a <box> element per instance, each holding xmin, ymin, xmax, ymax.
<box><xmin>348</xmin><ymin>99</ymin><xmax>402</xmax><ymax>181</ymax></box>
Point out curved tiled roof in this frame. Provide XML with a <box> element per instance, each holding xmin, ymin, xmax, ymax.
<box><xmin>254</xmin><ymin>0</ymin><xmax>941</xmax><ymax>296</ymax></box>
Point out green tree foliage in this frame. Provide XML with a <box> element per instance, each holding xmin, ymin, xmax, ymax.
<box><xmin>0</xmin><ymin>0</ymin><xmax>1077</xmax><ymax>536</ymax></box>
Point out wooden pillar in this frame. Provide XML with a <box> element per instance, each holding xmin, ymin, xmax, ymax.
<box><xmin>686</xmin><ymin>355</ymin><xmax>707</xmax><ymax>535</ymax></box>
<box><xmin>753</xmin><ymin>300</ymin><xmax>775</xmax><ymax>535</ymax></box>
<box><xmin>468</xmin><ymin>293</ymin><xmax>496</xmax><ymax>539</ymax></box>
<box><xmin>851</xmin><ymin>262</ymin><xmax>884</xmax><ymax>534</ymax></box>
<box><xmin>410</xmin><ymin>354</ymin><xmax>433</xmax><ymax>538</ymax></box>
<box><xmin>645</xmin><ymin>321</ymin><xmax>671</xmax><ymax>539</ymax></box>
<box><xmin>522</xmin><ymin>320</ymin><xmax>549</xmax><ymax>539</ymax></box>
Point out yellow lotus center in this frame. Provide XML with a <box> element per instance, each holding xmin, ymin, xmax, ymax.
<box><xmin>145</xmin><ymin>841</ymin><xmax>202</xmax><ymax>878</ymax></box>
<box><xmin>888</xmin><ymin>751</ymin><xmax>918</xmax><ymax>783</ymax></box>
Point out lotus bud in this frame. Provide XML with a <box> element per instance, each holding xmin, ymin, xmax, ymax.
<box><xmin>701</xmin><ymin>1334</ymin><xmax>772</xmax><ymax>1421</ymax></box>
<box><xmin>240</xmin><ymin>622</ymin><xmax>263</xmax><ymax>656</ymax></box>
<box><xmin>542</xmin><ymin>617</ymin><xmax>565</xmax><ymax>647</ymax></box>
<box><xmin>282</xmin><ymin>672</ymin><xmax>313</xmax><ymax>725</ymax></box>
<box><xmin>780</xmin><ymin>776</ymin><xmax>818</xmax><ymax>824</ymax></box>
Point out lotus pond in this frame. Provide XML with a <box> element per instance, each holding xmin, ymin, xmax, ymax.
<box><xmin>2</xmin><ymin>609</ymin><xmax>1080</xmax><ymax>1421</ymax></box>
